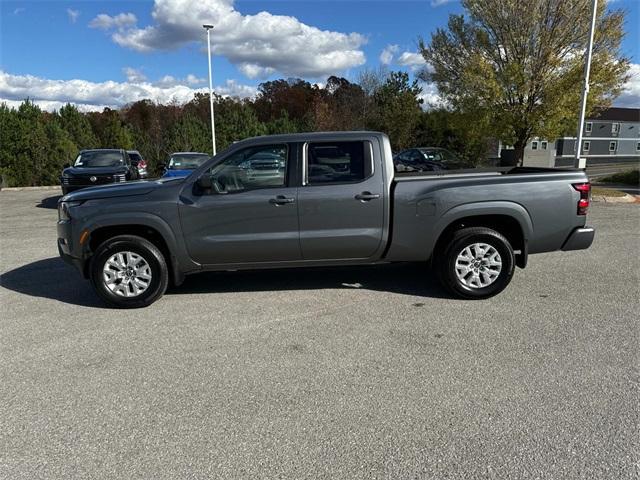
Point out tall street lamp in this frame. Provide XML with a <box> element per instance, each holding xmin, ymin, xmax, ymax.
<box><xmin>574</xmin><ymin>0</ymin><xmax>598</xmax><ymax>169</ymax></box>
<box><xmin>203</xmin><ymin>24</ymin><xmax>216</xmax><ymax>156</ymax></box>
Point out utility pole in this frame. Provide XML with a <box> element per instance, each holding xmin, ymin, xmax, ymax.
<box><xmin>203</xmin><ymin>24</ymin><xmax>216</xmax><ymax>156</ymax></box>
<box><xmin>575</xmin><ymin>0</ymin><xmax>598</xmax><ymax>169</ymax></box>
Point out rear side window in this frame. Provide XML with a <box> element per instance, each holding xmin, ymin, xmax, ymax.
<box><xmin>306</xmin><ymin>141</ymin><xmax>370</xmax><ymax>185</ymax></box>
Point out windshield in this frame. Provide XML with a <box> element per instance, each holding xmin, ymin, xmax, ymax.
<box><xmin>74</xmin><ymin>151</ymin><xmax>124</xmax><ymax>168</ymax></box>
<box><xmin>168</xmin><ymin>154</ymin><xmax>210</xmax><ymax>170</ymax></box>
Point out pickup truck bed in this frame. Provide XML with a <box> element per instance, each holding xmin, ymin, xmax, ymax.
<box><xmin>57</xmin><ymin>131</ymin><xmax>594</xmax><ymax>308</ymax></box>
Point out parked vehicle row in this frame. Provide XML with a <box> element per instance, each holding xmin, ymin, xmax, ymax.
<box><xmin>59</xmin><ymin>149</ymin><xmax>211</xmax><ymax>194</ymax></box>
<box><xmin>393</xmin><ymin>147</ymin><xmax>473</xmax><ymax>172</ymax></box>
<box><xmin>60</xmin><ymin>149</ymin><xmax>141</xmax><ymax>195</ymax></box>
<box><xmin>57</xmin><ymin>131</ymin><xmax>594</xmax><ymax>308</ymax></box>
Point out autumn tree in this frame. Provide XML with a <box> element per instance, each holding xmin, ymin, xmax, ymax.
<box><xmin>419</xmin><ymin>0</ymin><xmax>629</xmax><ymax>164</ymax></box>
<box><xmin>312</xmin><ymin>76</ymin><xmax>366</xmax><ymax>131</ymax></box>
<box><xmin>253</xmin><ymin>78</ymin><xmax>321</xmax><ymax>129</ymax></box>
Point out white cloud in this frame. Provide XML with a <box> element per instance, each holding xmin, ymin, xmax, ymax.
<box><xmin>13</xmin><ymin>7</ymin><xmax>25</xmax><ymax>15</ymax></box>
<box><xmin>89</xmin><ymin>13</ymin><xmax>137</xmax><ymax>30</ymax></box>
<box><xmin>379</xmin><ymin>45</ymin><xmax>399</xmax><ymax>65</ymax></box>
<box><xmin>397</xmin><ymin>52</ymin><xmax>426</xmax><ymax>67</ymax></box>
<box><xmin>0</xmin><ymin>71</ymin><xmax>257</xmax><ymax>112</ymax></box>
<box><xmin>613</xmin><ymin>63</ymin><xmax>640</xmax><ymax>108</ymax></box>
<box><xmin>238</xmin><ymin>64</ymin><xmax>276</xmax><ymax>80</ymax></box>
<box><xmin>430</xmin><ymin>0</ymin><xmax>456</xmax><ymax>6</ymax></box>
<box><xmin>90</xmin><ymin>0</ymin><xmax>366</xmax><ymax>79</ymax></box>
<box><xmin>418</xmin><ymin>81</ymin><xmax>445</xmax><ymax>110</ymax></box>
<box><xmin>155</xmin><ymin>74</ymin><xmax>207</xmax><ymax>87</ymax></box>
<box><xmin>123</xmin><ymin>67</ymin><xmax>147</xmax><ymax>83</ymax></box>
<box><xmin>67</xmin><ymin>9</ymin><xmax>80</xmax><ymax>24</ymax></box>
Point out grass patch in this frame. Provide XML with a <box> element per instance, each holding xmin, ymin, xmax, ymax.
<box><xmin>592</xmin><ymin>187</ymin><xmax>627</xmax><ymax>197</ymax></box>
<box><xmin>598</xmin><ymin>169</ymin><xmax>639</xmax><ymax>185</ymax></box>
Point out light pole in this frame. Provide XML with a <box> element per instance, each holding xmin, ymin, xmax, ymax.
<box><xmin>574</xmin><ymin>0</ymin><xmax>598</xmax><ymax>169</ymax></box>
<box><xmin>203</xmin><ymin>24</ymin><xmax>216</xmax><ymax>156</ymax></box>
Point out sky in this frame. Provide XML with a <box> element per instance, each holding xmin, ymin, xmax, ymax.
<box><xmin>1</xmin><ymin>0</ymin><xmax>639</xmax><ymax>111</ymax></box>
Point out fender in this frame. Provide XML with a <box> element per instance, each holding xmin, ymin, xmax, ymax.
<box><xmin>429</xmin><ymin>200</ymin><xmax>533</xmax><ymax>255</ymax></box>
<box><xmin>79</xmin><ymin>212</ymin><xmax>201</xmax><ymax>284</ymax></box>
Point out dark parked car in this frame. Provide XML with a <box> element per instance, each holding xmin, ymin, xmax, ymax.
<box><xmin>58</xmin><ymin>132</ymin><xmax>594</xmax><ymax>308</ymax></box>
<box><xmin>394</xmin><ymin>147</ymin><xmax>471</xmax><ymax>172</ymax></box>
<box><xmin>127</xmin><ymin>150</ymin><xmax>148</xmax><ymax>179</ymax></box>
<box><xmin>160</xmin><ymin>152</ymin><xmax>211</xmax><ymax>179</ymax></box>
<box><xmin>60</xmin><ymin>149</ymin><xmax>139</xmax><ymax>195</ymax></box>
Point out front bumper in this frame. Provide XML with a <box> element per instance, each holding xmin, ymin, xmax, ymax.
<box><xmin>561</xmin><ymin>226</ymin><xmax>595</xmax><ymax>251</ymax></box>
<box><xmin>57</xmin><ymin>220</ymin><xmax>86</xmax><ymax>276</ymax></box>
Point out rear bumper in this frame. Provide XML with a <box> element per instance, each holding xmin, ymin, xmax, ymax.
<box><xmin>561</xmin><ymin>226</ymin><xmax>595</xmax><ymax>251</ymax></box>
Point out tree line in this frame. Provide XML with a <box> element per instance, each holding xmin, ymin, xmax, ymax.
<box><xmin>0</xmin><ymin>71</ymin><xmax>488</xmax><ymax>187</ymax></box>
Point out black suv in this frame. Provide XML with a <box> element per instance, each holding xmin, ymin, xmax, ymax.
<box><xmin>60</xmin><ymin>149</ymin><xmax>140</xmax><ymax>195</ymax></box>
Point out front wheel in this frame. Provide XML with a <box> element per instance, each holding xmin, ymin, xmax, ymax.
<box><xmin>436</xmin><ymin>227</ymin><xmax>515</xmax><ymax>299</ymax></box>
<box><xmin>90</xmin><ymin>235</ymin><xmax>168</xmax><ymax>308</ymax></box>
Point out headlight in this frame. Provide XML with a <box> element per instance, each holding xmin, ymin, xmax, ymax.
<box><xmin>58</xmin><ymin>201</ymin><xmax>82</xmax><ymax>221</ymax></box>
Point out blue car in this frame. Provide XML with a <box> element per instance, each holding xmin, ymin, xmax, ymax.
<box><xmin>162</xmin><ymin>152</ymin><xmax>211</xmax><ymax>178</ymax></box>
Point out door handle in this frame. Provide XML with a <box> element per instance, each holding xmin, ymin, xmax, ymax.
<box><xmin>269</xmin><ymin>195</ymin><xmax>295</xmax><ymax>205</ymax></box>
<box><xmin>355</xmin><ymin>192</ymin><xmax>381</xmax><ymax>201</ymax></box>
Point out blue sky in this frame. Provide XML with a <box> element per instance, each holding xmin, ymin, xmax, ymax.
<box><xmin>1</xmin><ymin>0</ymin><xmax>639</xmax><ymax>110</ymax></box>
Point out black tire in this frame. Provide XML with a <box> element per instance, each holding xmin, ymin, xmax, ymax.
<box><xmin>90</xmin><ymin>235</ymin><xmax>168</xmax><ymax>308</ymax></box>
<box><xmin>435</xmin><ymin>227</ymin><xmax>515</xmax><ymax>299</ymax></box>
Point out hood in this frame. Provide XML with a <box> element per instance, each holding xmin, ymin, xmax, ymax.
<box><xmin>162</xmin><ymin>169</ymin><xmax>193</xmax><ymax>178</ymax></box>
<box><xmin>61</xmin><ymin>178</ymin><xmax>183</xmax><ymax>202</ymax></box>
<box><xmin>63</xmin><ymin>166</ymin><xmax>128</xmax><ymax>176</ymax></box>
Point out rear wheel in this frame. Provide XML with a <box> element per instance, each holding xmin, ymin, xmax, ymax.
<box><xmin>436</xmin><ymin>227</ymin><xmax>515</xmax><ymax>299</ymax></box>
<box><xmin>90</xmin><ymin>235</ymin><xmax>168</xmax><ymax>308</ymax></box>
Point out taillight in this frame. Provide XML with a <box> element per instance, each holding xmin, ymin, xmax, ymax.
<box><xmin>573</xmin><ymin>182</ymin><xmax>591</xmax><ymax>215</ymax></box>
<box><xmin>138</xmin><ymin>160</ymin><xmax>147</xmax><ymax>170</ymax></box>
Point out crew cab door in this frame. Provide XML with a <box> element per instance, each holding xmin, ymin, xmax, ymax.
<box><xmin>178</xmin><ymin>143</ymin><xmax>301</xmax><ymax>265</ymax></box>
<box><xmin>297</xmin><ymin>139</ymin><xmax>386</xmax><ymax>260</ymax></box>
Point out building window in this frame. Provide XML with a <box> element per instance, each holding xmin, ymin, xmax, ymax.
<box><xmin>583</xmin><ymin>141</ymin><xmax>590</xmax><ymax>152</ymax></box>
<box><xmin>541</xmin><ymin>141</ymin><xmax>548</xmax><ymax>150</ymax></box>
<box><xmin>585</xmin><ymin>122</ymin><xmax>592</xmax><ymax>133</ymax></box>
<box><xmin>612</xmin><ymin>123</ymin><xmax>620</xmax><ymax>134</ymax></box>
<box><xmin>531</xmin><ymin>141</ymin><xmax>538</xmax><ymax>150</ymax></box>
<box><xmin>609</xmin><ymin>141</ymin><xmax>617</xmax><ymax>153</ymax></box>
<box><xmin>636</xmin><ymin>142</ymin><xmax>640</xmax><ymax>152</ymax></box>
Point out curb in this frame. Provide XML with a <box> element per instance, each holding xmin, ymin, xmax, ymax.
<box><xmin>1</xmin><ymin>186</ymin><xmax>61</xmax><ymax>192</ymax></box>
<box><xmin>592</xmin><ymin>193</ymin><xmax>637</xmax><ymax>204</ymax></box>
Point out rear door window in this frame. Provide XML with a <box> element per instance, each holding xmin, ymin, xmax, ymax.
<box><xmin>306</xmin><ymin>141</ymin><xmax>371</xmax><ymax>185</ymax></box>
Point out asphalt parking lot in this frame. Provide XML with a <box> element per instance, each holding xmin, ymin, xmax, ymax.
<box><xmin>1</xmin><ymin>189</ymin><xmax>638</xmax><ymax>479</ymax></box>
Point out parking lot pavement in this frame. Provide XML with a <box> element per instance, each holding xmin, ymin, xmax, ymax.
<box><xmin>1</xmin><ymin>190</ymin><xmax>638</xmax><ymax>480</ymax></box>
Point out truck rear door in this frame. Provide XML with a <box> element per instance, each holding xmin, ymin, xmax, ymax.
<box><xmin>297</xmin><ymin>139</ymin><xmax>385</xmax><ymax>260</ymax></box>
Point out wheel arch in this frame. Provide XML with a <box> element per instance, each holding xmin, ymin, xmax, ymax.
<box><xmin>431</xmin><ymin>203</ymin><xmax>533</xmax><ymax>269</ymax></box>
<box><xmin>83</xmin><ymin>215</ymin><xmax>186</xmax><ymax>285</ymax></box>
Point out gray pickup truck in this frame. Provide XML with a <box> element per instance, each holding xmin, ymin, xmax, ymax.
<box><xmin>57</xmin><ymin>132</ymin><xmax>594</xmax><ymax>308</ymax></box>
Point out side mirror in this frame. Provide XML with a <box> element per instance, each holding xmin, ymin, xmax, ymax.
<box><xmin>196</xmin><ymin>175</ymin><xmax>227</xmax><ymax>195</ymax></box>
<box><xmin>157</xmin><ymin>163</ymin><xmax>166</xmax><ymax>170</ymax></box>
<box><xmin>197</xmin><ymin>175</ymin><xmax>212</xmax><ymax>190</ymax></box>
<box><xmin>63</xmin><ymin>163</ymin><xmax>71</xmax><ymax>169</ymax></box>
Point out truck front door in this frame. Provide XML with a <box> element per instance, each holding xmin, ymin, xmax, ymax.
<box><xmin>178</xmin><ymin>143</ymin><xmax>302</xmax><ymax>265</ymax></box>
